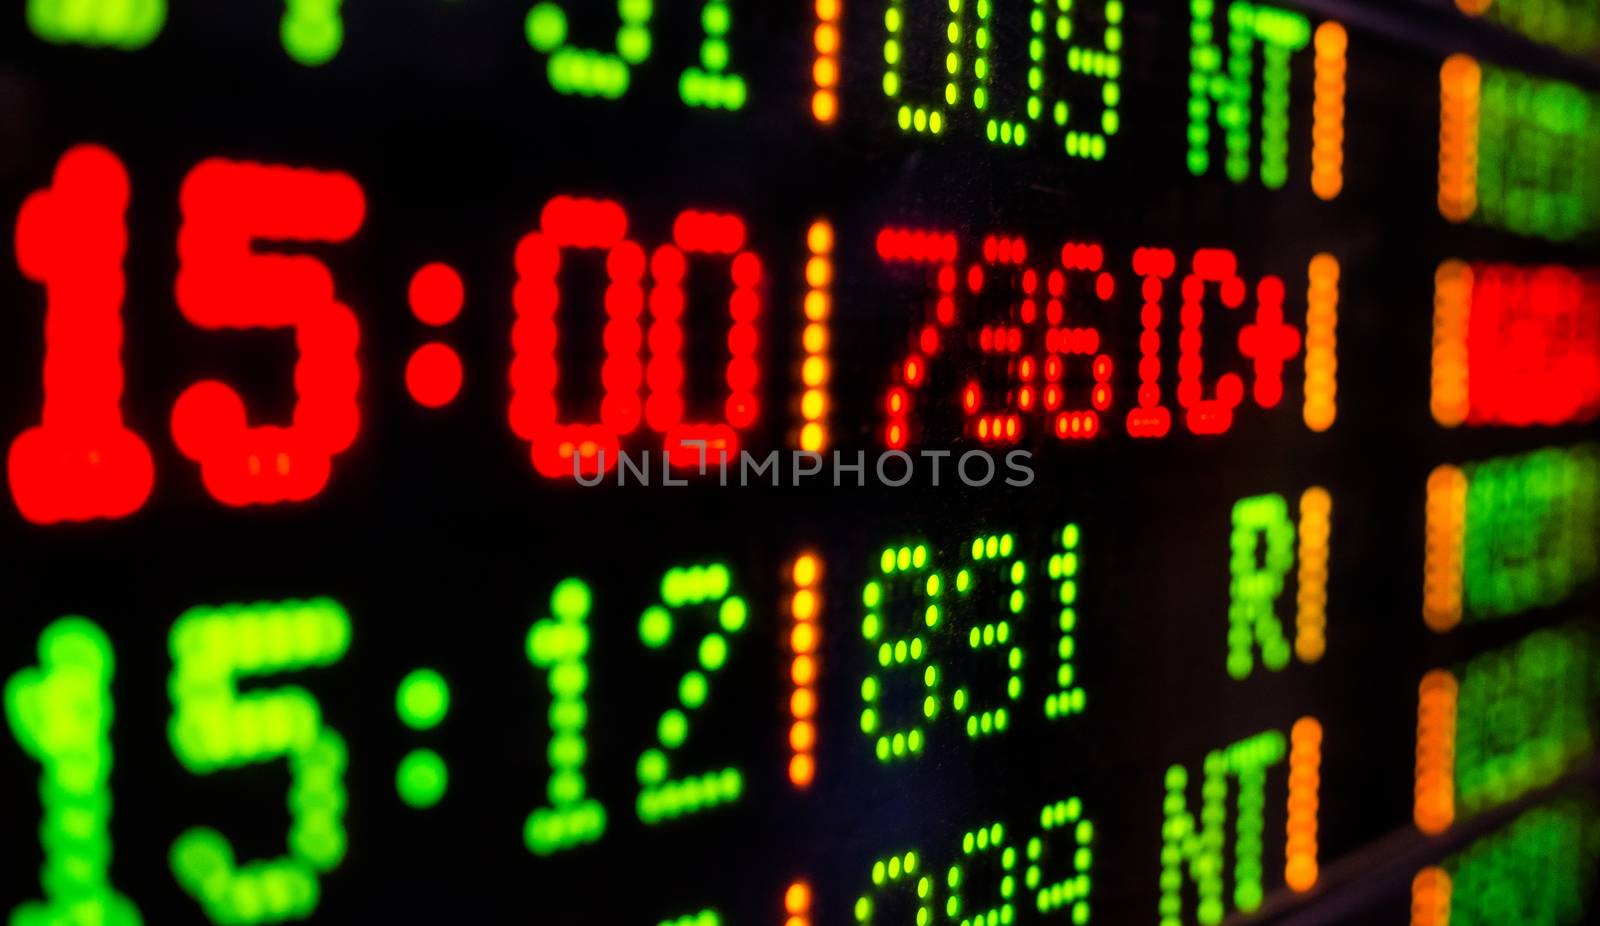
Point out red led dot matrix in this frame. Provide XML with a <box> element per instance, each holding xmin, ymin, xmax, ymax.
<box><xmin>9</xmin><ymin>143</ymin><xmax>155</xmax><ymax>525</ymax></box>
<box><xmin>1050</xmin><ymin>242</ymin><xmax>1115</xmax><ymax>441</ymax></box>
<box><xmin>407</xmin><ymin>262</ymin><xmax>465</xmax><ymax>409</ymax></box>
<box><xmin>1126</xmin><ymin>247</ymin><xmax>1175</xmax><ymax>438</ymax></box>
<box><xmin>170</xmin><ymin>158</ymin><xmax>366</xmax><ymax>507</ymax></box>
<box><xmin>1178</xmin><ymin>249</ymin><xmax>1247</xmax><ymax>435</ymax></box>
<box><xmin>877</xmin><ymin>226</ymin><xmax>960</xmax><ymax>450</ymax></box>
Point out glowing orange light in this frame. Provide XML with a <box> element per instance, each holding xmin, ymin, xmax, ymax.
<box><xmin>785</xmin><ymin>879</ymin><xmax>813</xmax><ymax>926</ymax></box>
<box><xmin>1303</xmin><ymin>254</ymin><xmax>1339</xmax><ymax>432</ymax></box>
<box><xmin>1423</xmin><ymin>465</ymin><xmax>1468</xmax><ymax>632</ymax></box>
<box><xmin>1285</xmin><ymin>716</ymin><xmax>1322</xmax><ymax>893</ymax></box>
<box><xmin>1415</xmin><ymin>670</ymin><xmax>1459</xmax><ymax>835</ymax></box>
<box><xmin>1296</xmin><ymin>487</ymin><xmax>1331</xmax><ymax>664</ymax></box>
<box><xmin>812</xmin><ymin>0</ymin><xmax>840</xmax><ymax>124</ymax></box>
<box><xmin>1439</xmin><ymin>55</ymin><xmax>1482</xmax><ymax>223</ymax></box>
<box><xmin>800</xmin><ymin>221</ymin><xmax>833</xmax><ymax>452</ymax></box>
<box><xmin>1411</xmin><ymin>867</ymin><xmax>1452</xmax><ymax>926</ymax></box>
<box><xmin>1311</xmin><ymin>23</ymin><xmax>1347</xmax><ymax>201</ymax></box>
<box><xmin>788</xmin><ymin>553</ymin><xmax>822</xmax><ymax>788</ymax></box>
<box><xmin>8</xmin><ymin>143</ymin><xmax>154</xmax><ymax>524</ymax></box>
<box><xmin>171</xmin><ymin>157</ymin><xmax>366</xmax><ymax>506</ymax></box>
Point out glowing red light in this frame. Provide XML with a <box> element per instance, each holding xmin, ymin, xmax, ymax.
<box><xmin>170</xmin><ymin>158</ymin><xmax>365</xmax><ymax>506</ymax></box>
<box><xmin>409</xmin><ymin>262</ymin><xmax>464</xmax><ymax>326</ymax></box>
<box><xmin>1238</xmin><ymin>275</ymin><xmax>1302</xmax><ymax>409</ymax></box>
<box><xmin>407</xmin><ymin>342</ymin><xmax>463</xmax><ymax>408</ymax></box>
<box><xmin>1177</xmin><ymin>249</ymin><xmax>1247</xmax><ymax>435</ymax></box>
<box><xmin>8</xmin><ymin>144</ymin><xmax>154</xmax><ymax>524</ymax></box>
<box><xmin>1127</xmin><ymin>247</ymin><xmax>1175</xmax><ymax>438</ymax></box>
<box><xmin>878</xmin><ymin>226</ymin><xmax>960</xmax><ymax>448</ymax></box>
<box><xmin>1466</xmin><ymin>264</ymin><xmax>1600</xmax><ymax>426</ymax></box>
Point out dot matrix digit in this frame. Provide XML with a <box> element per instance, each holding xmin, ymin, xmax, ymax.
<box><xmin>658</xmin><ymin>909</ymin><xmax>722</xmax><ymax>926</ymax></box>
<box><xmin>789</xmin><ymin>553</ymin><xmax>823</xmax><ymax>788</ymax></box>
<box><xmin>971</xmin><ymin>0</ymin><xmax>1045</xmax><ymax>149</ymax></box>
<box><xmin>946</xmin><ymin>822</ymin><xmax>1017</xmax><ymax>926</ymax></box>
<box><xmin>526</xmin><ymin>0</ymin><xmax>653</xmax><ymax>100</ymax></box>
<box><xmin>876</xmin><ymin>227</ymin><xmax>961</xmax><ymax>450</ymax></box>
<box><xmin>1050</xmin><ymin>243</ymin><xmax>1116</xmax><ymax>441</ymax></box>
<box><xmin>8</xmin><ymin>144</ymin><xmax>154</xmax><ymax>525</ymax></box>
<box><xmin>167</xmin><ymin>598</ymin><xmax>352</xmax><ymax>926</ymax></box>
<box><xmin>1055</xmin><ymin>0</ymin><xmax>1125</xmax><ymax>161</ymax></box>
<box><xmin>1228</xmin><ymin>494</ymin><xmax>1295</xmax><ymax>680</ymax></box>
<box><xmin>1160</xmin><ymin>728</ymin><xmax>1290</xmax><ymax>926</ymax></box>
<box><xmin>1045</xmin><ymin>524</ymin><xmax>1086</xmax><ymax>720</ymax></box>
<box><xmin>170</xmin><ymin>158</ymin><xmax>365</xmax><ymax>507</ymax></box>
<box><xmin>1027</xmin><ymin>798</ymin><xmax>1095</xmax><ymax>921</ymax></box>
<box><xmin>963</xmin><ymin>235</ymin><xmax>1030</xmax><ymax>446</ymax></box>
<box><xmin>6</xmin><ymin>618</ymin><xmax>142</xmax><ymax>926</ymax></box>
<box><xmin>1456</xmin><ymin>0</ymin><xmax>1600</xmax><ymax>57</ymax></box>
<box><xmin>950</xmin><ymin>533</ymin><xmax>1026</xmax><ymax>740</ymax></box>
<box><xmin>395</xmin><ymin>668</ymin><xmax>452</xmax><ymax>810</ymax></box>
<box><xmin>636</xmin><ymin>562</ymin><xmax>749</xmax><ymax>824</ymax></box>
<box><xmin>799</xmin><ymin>221</ymin><xmax>834</xmax><ymax>453</ymax></box>
<box><xmin>651</xmin><ymin>211</ymin><xmax>763</xmax><ymax>469</ymax></box>
<box><xmin>861</xmin><ymin>542</ymin><xmax>939</xmax><ymax>762</ymax></box>
<box><xmin>883</xmin><ymin>0</ymin><xmax>959</xmax><ymax>136</ymax></box>
<box><xmin>27</xmin><ymin>0</ymin><xmax>164</xmax><ymax>49</ymax></box>
<box><xmin>679</xmin><ymin>1</ymin><xmax>747</xmax><ymax>110</ymax></box>
<box><xmin>854</xmin><ymin>850</ymin><xmax>930</xmax><ymax>924</ymax></box>
<box><xmin>525</xmin><ymin>577</ymin><xmax>606</xmax><ymax>855</ymax></box>
<box><xmin>1126</xmin><ymin>247</ymin><xmax>1176</xmax><ymax>438</ymax></box>
<box><xmin>1187</xmin><ymin>1</ymin><xmax>1312</xmax><ymax>189</ymax></box>
<box><xmin>511</xmin><ymin>197</ymin><xmax>644</xmax><ymax>479</ymax></box>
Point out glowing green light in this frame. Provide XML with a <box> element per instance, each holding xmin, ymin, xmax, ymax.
<box><xmin>658</xmin><ymin>910</ymin><xmax>722</xmax><ymax>926</ymax></box>
<box><xmin>637</xmin><ymin>562</ymin><xmax>749</xmax><ymax>824</ymax></box>
<box><xmin>168</xmin><ymin>598</ymin><xmax>351</xmax><ymax>925</ymax></box>
<box><xmin>397</xmin><ymin>668</ymin><xmax>450</xmax><ymax>731</ymax></box>
<box><xmin>526</xmin><ymin>578</ymin><xmax>607</xmax><ymax>856</ymax></box>
<box><xmin>528</xmin><ymin>0</ymin><xmax>653</xmax><ymax>100</ymax></box>
<box><xmin>1188</xmin><ymin>1</ymin><xmax>1310</xmax><ymax>187</ymax></box>
<box><xmin>27</xmin><ymin>0</ymin><xmax>164</xmax><ymax>50</ymax></box>
<box><xmin>397</xmin><ymin>748</ymin><xmax>448</xmax><ymax>809</ymax></box>
<box><xmin>1229</xmin><ymin>494</ymin><xmax>1295</xmax><ymax>680</ymax></box>
<box><xmin>1437</xmin><ymin>799</ymin><xmax>1600</xmax><ymax>926</ymax></box>
<box><xmin>6</xmin><ymin>617</ymin><xmax>144</xmax><ymax>926</ymax></box>
<box><xmin>952</xmin><ymin>533</ymin><xmax>1027</xmax><ymax>741</ymax></box>
<box><xmin>281</xmin><ymin>0</ymin><xmax>344</xmax><ymax>66</ymax></box>
<box><xmin>679</xmin><ymin>0</ymin><xmax>747</xmax><ymax>110</ymax></box>
<box><xmin>862</xmin><ymin>541</ymin><xmax>941</xmax><ymax>763</ymax></box>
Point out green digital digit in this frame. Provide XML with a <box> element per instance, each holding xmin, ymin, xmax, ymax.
<box><xmin>883</xmin><ymin>0</ymin><xmax>961</xmax><ymax>135</ymax></box>
<box><xmin>27</xmin><ymin>0</ymin><xmax>165</xmax><ymax>50</ymax></box>
<box><xmin>679</xmin><ymin>0</ymin><xmax>747</xmax><ymax>110</ymax></box>
<box><xmin>946</xmin><ymin>821</ymin><xmax>1016</xmax><ymax>926</ymax></box>
<box><xmin>951</xmin><ymin>533</ymin><xmax>1026</xmax><ymax>739</ymax></box>
<box><xmin>855</xmin><ymin>850</ymin><xmax>932</xmax><ymax>924</ymax></box>
<box><xmin>636</xmin><ymin>562</ymin><xmax>749</xmax><ymax>824</ymax></box>
<box><xmin>6</xmin><ymin>618</ymin><xmax>143</xmax><ymax>926</ymax></box>
<box><xmin>525</xmin><ymin>577</ymin><xmax>607</xmax><ymax>855</ymax></box>
<box><xmin>1045</xmin><ymin>524</ymin><xmax>1086</xmax><ymax>720</ymax></box>
<box><xmin>861</xmin><ymin>542</ymin><xmax>941</xmax><ymax>763</ymax></box>
<box><xmin>167</xmin><ymin>598</ymin><xmax>351</xmax><ymax>926</ymax></box>
<box><xmin>526</xmin><ymin>0</ymin><xmax>654</xmax><ymax>99</ymax></box>
<box><xmin>1026</xmin><ymin>798</ymin><xmax>1095</xmax><ymax>921</ymax></box>
<box><xmin>1228</xmin><ymin>494</ymin><xmax>1294</xmax><ymax>680</ymax></box>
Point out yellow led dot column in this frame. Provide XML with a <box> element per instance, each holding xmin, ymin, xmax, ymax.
<box><xmin>1303</xmin><ymin>254</ymin><xmax>1339</xmax><ymax>432</ymax></box>
<box><xmin>526</xmin><ymin>578</ymin><xmax>607</xmax><ymax>854</ymax></box>
<box><xmin>1284</xmin><ymin>717</ymin><xmax>1322</xmax><ymax>893</ymax></box>
<box><xmin>1423</xmin><ymin>465</ymin><xmax>1468</xmax><ymax>632</ymax></box>
<box><xmin>800</xmin><ymin>221</ymin><xmax>833</xmax><ymax>452</ymax></box>
<box><xmin>6</xmin><ymin>618</ymin><xmax>143</xmax><ymax>926</ymax></box>
<box><xmin>883</xmin><ymin>0</ymin><xmax>959</xmax><ymax>135</ymax></box>
<box><xmin>1438</xmin><ymin>55</ymin><xmax>1482</xmax><ymax>223</ymax></box>
<box><xmin>1045</xmin><ymin>524</ymin><xmax>1087</xmax><ymax>720</ymax></box>
<box><xmin>1430</xmin><ymin>261</ymin><xmax>1473</xmax><ymax>428</ymax></box>
<box><xmin>1295</xmin><ymin>487</ymin><xmax>1331</xmax><ymax>663</ymax></box>
<box><xmin>167</xmin><ymin>599</ymin><xmax>352</xmax><ymax>926</ymax></box>
<box><xmin>1410</xmin><ymin>867</ymin><xmax>1452</xmax><ymax>926</ymax></box>
<box><xmin>812</xmin><ymin>0</ymin><xmax>841</xmax><ymax>122</ymax></box>
<box><xmin>788</xmin><ymin>552</ymin><xmax>822</xmax><ymax>788</ymax></box>
<box><xmin>27</xmin><ymin>0</ymin><xmax>164</xmax><ymax>49</ymax></box>
<box><xmin>1310</xmin><ymin>23</ymin><xmax>1346</xmax><ymax>200</ymax></box>
<box><xmin>1414</xmin><ymin>670</ymin><xmax>1459</xmax><ymax>835</ymax></box>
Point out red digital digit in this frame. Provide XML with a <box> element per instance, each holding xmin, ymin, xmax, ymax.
<box><xmin>1050</xmin><ymin>243</ymin><xmax>1116</xmax><ymax>440</ymax></box>
<box><xmin>170</xmin><ymin>158</ymin><xmax>365</xmax><ymax>506</ymax></box>
<box><xmin>962</xmin><ymin>234</ymin><xmax>1028</xmax><ymax>446</ymax></box>
<box><xmin>877</xmin><ymin>227</ymin><xmax>960</xmax><ymax>450</ymax></box>
<box><xmin>1126</xmin><ymin>247</ymin><xmax>1175</xmax><ymax>438</ymax></box>
<box><xmin>511</xmin><ymin>196</ymin><xmax>644</xmax><ymax>479</ymax></box>
<box><xmin>1178</xmin><ymin>249</ymin><xmax>1248</xmax><ymax>435</ymax></box>
<box><xmin>650</xmin><ymin>210</ymin><xmax>763</xmax><ymax>468</ymax></box>
<box><xmin>9</xmin><ymin>144</ymin><xmax>155</xmax><ymax>525</ymax></box>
